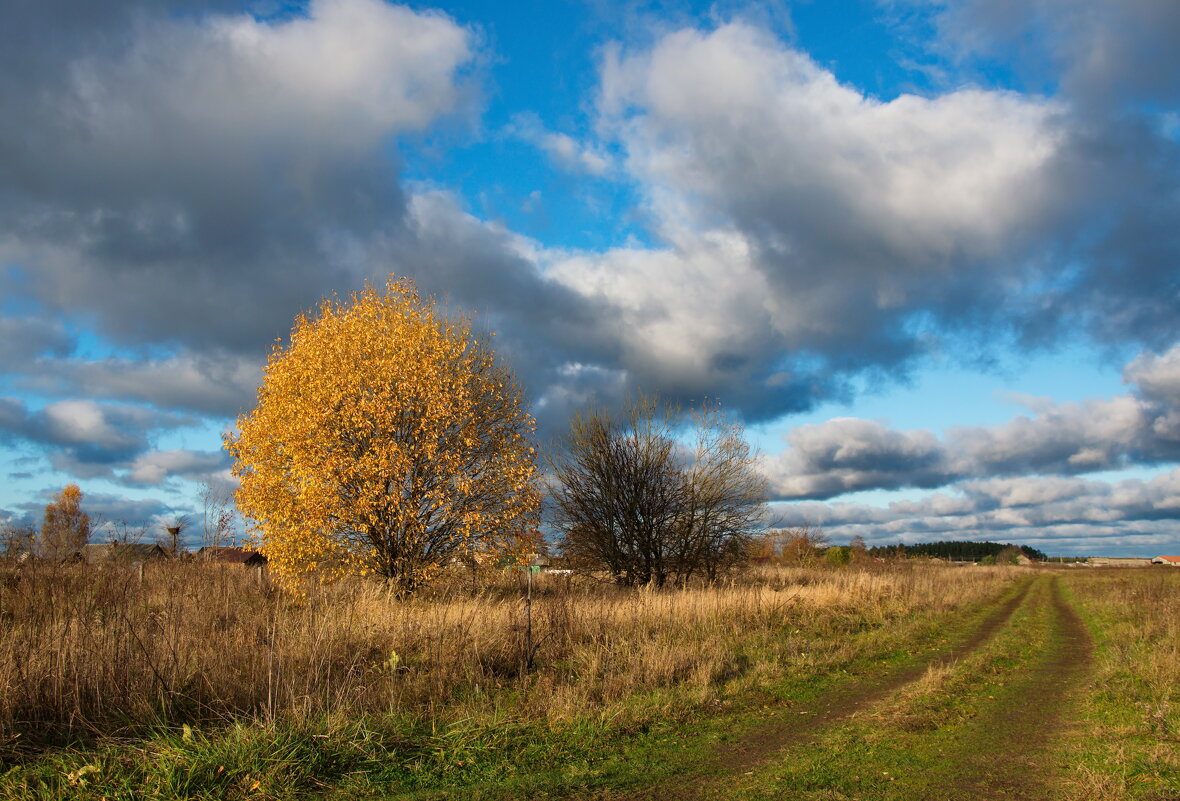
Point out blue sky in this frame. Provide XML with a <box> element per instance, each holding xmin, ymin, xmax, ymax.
<box><xmin>1</xmin><ymin>0</ymin><xmax>1179</xmax><ymax>555</ymax></box>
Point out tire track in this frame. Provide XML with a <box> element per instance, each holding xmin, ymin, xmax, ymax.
<box><xmin>617</xmin><ymin>577</ymin><xmax>1038</xmax><ymax>801</ymax></box>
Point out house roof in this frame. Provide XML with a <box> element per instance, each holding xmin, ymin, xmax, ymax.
<box><xmin>1153</xmin><ymin>555</ymin><xmax>1180</xmax><ymax>563</ymax></box>
<box><xmin>198</xmin><ymin>546</ymin><xmax>267</xmax><ymax>564</ymax></box>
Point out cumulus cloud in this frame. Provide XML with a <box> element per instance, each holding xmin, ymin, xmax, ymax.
<box><xmin>532</xmin><ymin>22</ymin><xmax>1087</xmax><ymax>418</ymax></box>
<box><xmin>0</xmin><ymin>0</ymin><xmax>477</xmax><ymax>355</ymax></box>
<box><xmin>762</xmin><ymin>418</ymin><xmax>950</xmax><ymax>499</ymax></box>
<box><xmin>771</xmin><ymin>468</ymin><xmax>1180</xmax><ymax>555</ymax></box>
<box><xmin>0</xmin><ymin>398</ymin><xmax>194</xmax><ymax>477</ymax></box>
<box><xmin>1</xmin><ymin>6</ymin><xmax>1178</xmax><ymax>546</ymax></box>
<box><xmin>763</xmin><ymin>344</ymin><xmax>1180</xmax><ymax>500</ymax></box>
<box><xmin>4</xmin><ymin>10</ymin><xmax>1178</xmax><ymax>431</ymax></box>
<box><xmin>528</xmin><ymin>19</ymin><xmax>1178</xmax><ymax>419</ymax></box>
<box><xmin>126</xmin><ymin>449</ymin><xmax>230</xmax><ymax>486</ymax></box>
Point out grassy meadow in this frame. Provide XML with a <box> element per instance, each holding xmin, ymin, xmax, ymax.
<box><xmin>0</xmin><ymin>560</ymin><xmax>1175</xmax><ymax>799</ymax></box>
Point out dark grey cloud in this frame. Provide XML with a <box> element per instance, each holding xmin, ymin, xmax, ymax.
<box><xmin>924</xmin><ymin>0</ymin><xmax>1180</xmax><ymax>111</ymax></box>
<box><xmin>17</xmin><ymin>352</ymin><xmax>262</xmax><ymax>418</ymax></box>
<box><xmin>0</xmin><ymin>317</ymin><xmax>75</xmax><ymax>370</ymax></box>
<box><xmin>763</xmin><ymin>345</ymin><xmax>1180</xmax><ymax>500</ymax></box>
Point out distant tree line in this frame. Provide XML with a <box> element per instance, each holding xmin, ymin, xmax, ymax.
<box><xmin>867</xmin><ymin>540</ymin><xmax>1047</xmax><ymax>562</ymax></box>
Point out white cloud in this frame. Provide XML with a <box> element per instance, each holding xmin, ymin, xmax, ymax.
<box><xmin>127</xmin><ymin>449</ymin><xmax>228</xmax><ymax>486</ymax></box>
<box><xmin>508</xmin><ymin>114</ymin><xmax>613</xmax><ymax>175</ymax></box>
<box><xmin>66</xmin><ymin>0</ymin><xmax>472</xmax><ymax>159</ymax></box>
<box><xmin>601</xmin><ymin>23</ymin><xmax>1060</xmax><ymax>257</ymax></box>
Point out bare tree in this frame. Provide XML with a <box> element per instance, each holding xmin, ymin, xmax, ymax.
<box><xmin>549</xmin><ymin>396</ymin><xmax>766</xmax><ymax>586</ymax></box>
<box><xmin>549</xmin><ymin>397</ymin><xmax>685</xmax><ymax>586</ymax></box>
<box><xmin>678</xmin><ymin>402</ymin><xmax>768</xmax><ymax>580</ymax></box>
<box><xmin>849</xmin><ymin>534</ymin><xmax>868</xmax><ymax>562</ymax></box>
<box><xmin>105</xmin><ymin>519</ymin><xmax>148</xmax><ymax>545</ymax></box>
<box><xmin>2</xmin><ymin>523</ymin><xmax>36</xmax><ymax>560</ymax></box>
<box><xmin>200</xmin><ymin>482</ymin><xmax>237</xmax><ymax>548</ymax></box>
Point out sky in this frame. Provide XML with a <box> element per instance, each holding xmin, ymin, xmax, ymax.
<box><xmin>1</xmin><ymin>0</ymin><xmax>1179</xmax><ymax>556</ymax></box>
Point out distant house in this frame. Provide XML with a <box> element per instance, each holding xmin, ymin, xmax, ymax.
<box><xmin>198</xmin><ymin>546</ymin><xmax>267</xmax><ymax>567</ymax></box>
<box><xmin>1151</xmin><ymin>555</ymin><xmax>1180</xmax><ymax>566</ymax></box>
<box><xmin>80</xmin><ymin>543</ymin><xmax>169</xmax><ymax>565</ymax></box>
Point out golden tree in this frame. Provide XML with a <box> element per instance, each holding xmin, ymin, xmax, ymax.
<box><xmin>40</xmin><ymin>483</ymin><xmax>91</xmax><ymax>560</ymax></box>
<box><xmin>226</xmin><ymin>277</ymin><xmax>541</xmax><ymax>594</ymax></box>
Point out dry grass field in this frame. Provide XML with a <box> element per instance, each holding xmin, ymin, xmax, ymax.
<box><xmin>4</xmin><ymin>560</ymin><xmax>1173</xmax><ymax>800</ymax></box>
<box><xmin>0</xmin><ymin>558</ymin><xmax>1012</xmax><ymax>757</ymax></box>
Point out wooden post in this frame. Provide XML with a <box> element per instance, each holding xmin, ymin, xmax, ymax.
<box><xmin>524</xmin><ymin>567</ymin><xmax>533</xmax><ymax>672</ymax></box>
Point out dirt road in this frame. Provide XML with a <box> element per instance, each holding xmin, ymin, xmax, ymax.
<box><xmin>616</xmin><ymin>574</ymin><xmax>1093</xmax><ymax>801</ymax></box>
<box><xmin>914</xmin><ymin>576</ymin><xmax>1094</xmax><ymax>801</ymax></box>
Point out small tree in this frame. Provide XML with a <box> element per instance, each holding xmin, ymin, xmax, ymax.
<box><xmin>779</xmin><ymin>526</ymin><xmax>829</xmax><ymax>565</ymax></box>
<box><xmin>40</xmin><ymin>484</ymin><xmax>91</xmax><ymax>560</ymax></box>
<box><xmin>226</xmin><ymin>277</ymin><xmax>541</xmax><ymax>595</ymax></box>
<box><xmin>849</xmin><ymin>535</ymin><xmax>868</xmax><ymax>563</ymax></box>
<box><xmin>550</xmin><ymin>396</ymin><xmax>765</xmax><ymax>586</ymax></box>
<box><xmin>2</xmin><ymin>523</ymin><xmax>36</xmax><ymax>559</ymax></box>
<box><xmin>824</xmin><ymin>545</ymin><xmax>850</xmax><ymax>567</ymax></box>
<box><xmin>996</xmin><ymin>545</ymin><xmax>1022</xmax><ymax>565</ymax></box>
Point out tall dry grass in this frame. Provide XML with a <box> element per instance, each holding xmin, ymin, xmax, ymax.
<box><xmin>0</xmin><ymin>558</ymin><xmax>1015</xmax><ymax>755</ymax></box>
<box><xmin>1061</xmin><ymin>568</ymin><xmax>1180</xmax><ymax>801</ymax></box>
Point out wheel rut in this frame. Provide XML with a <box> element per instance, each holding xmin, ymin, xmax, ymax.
<box><xmin>614</xmin><ymin>577</ymin><xmax>1037</xmax><ymax>801</ymax></box>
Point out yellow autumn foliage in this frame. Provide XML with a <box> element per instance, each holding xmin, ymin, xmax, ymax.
<box><xmin>225</xmin><ymin>277</ymin><xmax>541</xmax><ymax>594</ymax></box>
